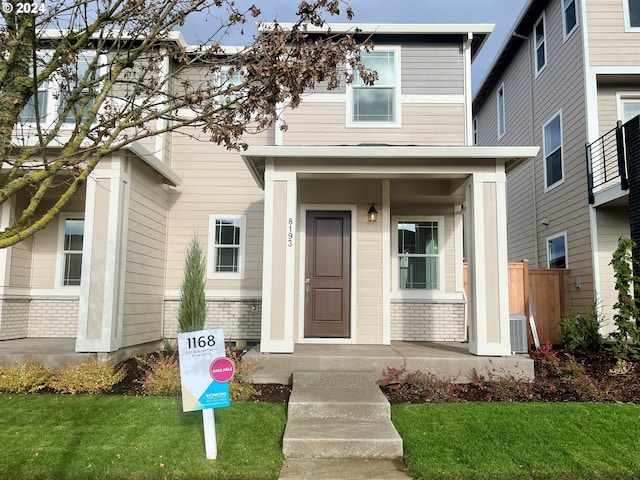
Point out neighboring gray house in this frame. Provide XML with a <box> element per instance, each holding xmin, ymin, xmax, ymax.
<box><xmin>473</xmin><ymin>0</ymin><xmax>640</xmax><ymax>329</ymax></box>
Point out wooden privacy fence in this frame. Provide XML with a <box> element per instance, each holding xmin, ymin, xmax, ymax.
<box><xmin>464</xmin><ymin>261</ymin><xmax>570</xmax><ymax>347</ymax></box>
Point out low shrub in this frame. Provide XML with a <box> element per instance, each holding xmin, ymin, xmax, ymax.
<box><xmin>530</xmin><ymin>343</ymin><xmax>560</xmax><ymax>373</ymax></box>
<box><xmin>49</xmin><ymin>358</ymin><xmax>125</xmax><ymax>394</ymax></box>
<box><xmin>0</xmin><ymin>360</ymin><xmax>51</xmax><ymax>393</ymax></box>
<box><xmin>560</xmin><ymin>304</ymin><xmax>605</xmax><ymax>353</ymax></box>
<box><xmin>227</xmin><ymin>348</ymin><xmax>258</xmax><ymax>402</ymax></box>
<box><xmin>137</xmin><ymin>353</ymin><xmax>181</xmax><ymax>396</ymax></box>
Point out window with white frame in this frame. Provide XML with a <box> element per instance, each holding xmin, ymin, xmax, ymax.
<box><xmin>621</xmin><ymin>95</ymin><xmax>640</xmax><ymax>122</ymax></box>
<box><xmin>547</xmin><ymin>232</ymin><xmax>568</xmax><ymax>268</ymax></box>
<box><xmin>623</xmin><ymin>0</ymin><xmax>640</xmax><ymax>30</ymax></box>
<box><xmin>61</xmin><ymin>217</ymin><xmax>84</xmax><ymax>286</ymax></box>
<box><xmin>20</xmin><ymin>52</ymin><xmax>97</xmax><ymax>126</ymax></box>
<box><xmin>350</xmin><ymin>48</ymin><xmax>400</xmax><ymax>125</ymax></box>
<box><xmin>220</xmin><ymin>68</ymin><xmax>244</xmax><ymax>105</ymax></box>
<box><xmin>396</xmin><ymin>219</ymin><xmax>441</xmax><ymax>290</ymax></box>
<box><xmin>562</xmin><ymin>0</ymin><xmax>578</xmax><ymax>38</ymax></box>
<box><xmin>543</xmin><ymin>112</ymin><xmax>564</xmax><ymax>190</ymax></box>
<box><xmin>209</xmin><ymin>215</ymin><xmax>246</xmax><ymax>278</ymax></box>
<box><xmin>534</xmin><ymin>13</ymin><xmax>547</xmax><ymax>75</ymax></box>
<box><xmin>473</xmin><ymin>116</ymin><xmax>478</xmax><ymax>145</ymax></box>
<box><xmin>497</xmin><ymin>84</ymin><xmax>506</xmax><ymax>139</ymax></box>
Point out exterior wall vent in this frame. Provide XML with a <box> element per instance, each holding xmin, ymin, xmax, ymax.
<box><xmin>509</xmin><ymin>314</ymin><xmax>528</xmax><ymax>354</ymax></box>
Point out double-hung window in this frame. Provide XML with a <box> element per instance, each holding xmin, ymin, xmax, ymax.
<box><xmin>61</xmin><ymin>217</ymin><xmax>84</xmax><ymax>287</ymax></box>
<box><xmin>220</xmin><ymin>68</ymin><xmax>244</xmax><ymax>105</ymax></box>
<box><xmin>543</xmin><ymin>112</ymin><xmax>564</xmax><ymax>190</ymax></box>
<box><xmin>497</xmin><ymin>84</ymin><xmax>506</xmax><ymax>139</ymax></box>
<box><xmin>624</xmin><ymin>0</ymin><xmax>640</xmax><ymax>30</ymax></box>
<box><xmin>209</xmin><ymin>215</ymin><xmax>246</xmax><ymax>278</ymax></box>
<box><xmin>547</xmin><ymin>232</ymin><xmax>568</xmax><ymax>268</ymax></box>
<box><xmin>563</xmin><ymin>0</ymin><xmax>578</xmax><ymax>39</ymax></box>
<box><xmin>396</xmin><ymin>219</ymin><xmax>442</xmax><ymax>291</ymax></box>
<box><xmin>19</xmin><ymin>54</ymin><xmax>51</xmax><ymax>124</ymax></box>
<box><xmin>534</xmin><ymin>13</ymin><xmax>547</xmax><ymax>75</ymax></box>
<box><xmin>350</xmin><ymin>48</ymin><xmax>400</xmax><ymax>126</ymax></box>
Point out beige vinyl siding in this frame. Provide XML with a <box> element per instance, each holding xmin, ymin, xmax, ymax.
<box><xmin>283</xmin><ymin>102</ymin><xmax>465</xmax><ymax>145</ymax></box>
<box><xmin>596</xmin><ymin>206</ymin><xmax>629</xmax><ymax>332</ymax></box>
<box><xmin>586</xmin><ymin>0</ymin><xmax>640</xmax><ymax>66</ymax></box>
<box><xmin>9</xmin><ymin>237</ymin><xmax>33</xmax><ymax>288</ymax></box>
<box><xmin>597</xmin><ymin>84</ymin><xmax>622</xmax><ymax>134</ymax></box>
<box><xmin>29</xmin><ymin>187</ymin><xmax>86</xmax><ymax>289</ymax></box>
<box><xmin>164</xmin><ymin>128</ymin><xmax>266</xmax><ymax>292</ymax></box>
<box><xmin>120</xmin><ymin>161</ymin><xmax>169</xmax><ymax>347</ymax></box>
<box><xmin>402</xmin><ymin>43</ymin><xmax>464</xmax><ymax>95</ymax></box>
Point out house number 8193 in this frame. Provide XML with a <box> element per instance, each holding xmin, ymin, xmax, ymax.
<box><xmin>287</xmin><ymin>218</ymin><xmax>294</xmax><ymax>247</ymax></box>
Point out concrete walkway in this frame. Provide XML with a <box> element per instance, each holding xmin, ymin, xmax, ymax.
<box><xmin>278</xmin><ymin>371</ymin><xmax>410</xmax><ymax>480</ymax></box>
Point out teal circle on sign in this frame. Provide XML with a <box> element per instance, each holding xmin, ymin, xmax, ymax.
<box><xmin>209</xmin><ymin>357</ymin><xmax>235</xmax><ymax>382</ymax></box>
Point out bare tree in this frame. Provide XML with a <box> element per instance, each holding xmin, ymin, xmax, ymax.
<box><xmin>0</xmin><ymin>0</ymin><xmax>375</xmax><ymax>248</ymax></box>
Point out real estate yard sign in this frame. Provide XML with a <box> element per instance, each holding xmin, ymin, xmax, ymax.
<box><xmin>177</xmin><ymin>328</ymin><xmax>235</xmax><ymax>459</ymax></box>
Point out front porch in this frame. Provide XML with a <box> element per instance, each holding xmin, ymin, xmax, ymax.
<box><xmin>245</xmin><ymin>341</ymin><xmax>534</xmax><ymax>384</ymax></box>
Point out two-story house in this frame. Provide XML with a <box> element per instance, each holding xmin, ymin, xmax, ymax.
<box><xmin>0</xmin><ymin>24</ymin><xmax>538</xmax><ymax>360</ymax></box>
<box><xmin>473</xmin><ymin>0</ymin><xmax>640</xmax><ymax>330</ymax></box>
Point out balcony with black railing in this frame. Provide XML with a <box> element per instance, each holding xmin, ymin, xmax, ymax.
<box><xmin>586</xmin><ymin>115</ymin><xmax>639</xmax><ymax>205</ymax></box>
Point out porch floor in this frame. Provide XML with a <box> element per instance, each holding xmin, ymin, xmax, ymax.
<box><xmin>245</xmin><ymin>342</ymin><xmax>534</xmax><ymax>384</ymax></box>
<box><xmin>0</xmin><ymin>338</ymin><xmax>94</xmax><ymax>369</ymax></box>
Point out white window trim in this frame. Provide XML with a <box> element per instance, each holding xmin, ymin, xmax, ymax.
<box><xmin>616</xmin><ymin>92</ymin><xmax>640</xmax><ymax>122</ymax></box>
<box><xmin>546</xmin><ymin>231</ymin><xmax>569</xmax><ymax>269</ymax></box>
<box><xmin>496</xmin><ymin>83</ymin><xmax>506</xmax><ymax>139</ymax></box>
<box><xmin>533</xmin><ymin>12</ymin><xmax>547</xmax><ymax>77</ymax></box>
<box><xmin>543</xmin><ymin>110</ymin><xmax>565</xmax><ymax>192</ymax></box>
<box><xmin>208</xmin><ymin>214</ymin><xmax>246</xmax><ymax>279</ymax></box>
<box><xmin>346</xmin><ymin>45</ymin><xmax>402</xmax><ymax>128</ymax></box>
<box><xmin>562</xmin><ymin>0</ymin><xmax>579</xmax><ymax>40</ymax></box>
<box><xmin>623</xmin><ymin>0</ymin><xmax>640</xmax><ymax>32</ymax></box>
<box><xmin>55</xmin><ymin>213</ymin><xmax>85</xmax><ymax>290</ymax></box>
<box><xmin>391</xmin><ymin>215</ymin><xmax>446</xmax><ymax>300</ymax></box>
<box><xmin>19</xmin><ymin>51</ymin><xmax>103</xmax><ymax>129</ymax></box>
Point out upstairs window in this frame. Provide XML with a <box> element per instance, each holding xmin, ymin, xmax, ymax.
<box><xmin>497</xmin><ymin>84</ymin><xmax>506</xmax><ymax>139</ymax></box>
<box><xmin>61</xmin><ymin>218</ymin><xmax>84</xmax><ymax>286</ymax></box>
<box><xmin>349</xmin><ymin>48</ymin><xmax>400</xmax><ymax>126</ymax></box>
<box><xmin>563</xmin><ymin>0</ymin><xmax>578</xmax><ymax>38</ymax></box>
<box><xmin>543</xmin><ymin>112</ymin><xmax>564</xmax><ymax>190</ymax></box>
<box><xmin>534</xmin><ymin>13</ymin><xmax>547</xmax><ymax>75</ymax></box>
<box><xmin>59</xmin><ymin>54</ymin><xmax>96</xmax><ymax>124</ymax></box>
<box><xmin>209</xmin><ymin>214</ymin><xmax>246</xmax><ymax>278</ymax></box>
<box><xmin>624</xmin><ymin>0</ymin><xmax>640</xmax><ymax>30</ymax></box>
<box><xmin>622</xmin><ymin>98</ymin><xmax>640</xmax><ymax>121</ymax></box>
<box><xmin>220</xmin><ymin>68</ymin><xmax>244</xmax><ymax>105</ymax></box>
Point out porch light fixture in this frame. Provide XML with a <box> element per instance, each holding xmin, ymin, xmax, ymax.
<box><xmin>368</xmin><ymin>204</ymin><xmax>378</xmax><ymax>223</ymax></box>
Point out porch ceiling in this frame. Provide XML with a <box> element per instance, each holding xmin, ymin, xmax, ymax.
<box><xmin>242</xmin><ymin>145</ymin><xmax>539</xmax><ymax>189</ymax></box>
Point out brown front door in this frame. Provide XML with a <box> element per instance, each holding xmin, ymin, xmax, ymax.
<box><xmin>304</xmin><ymin>211</ymin><xmax>351</xmax><ymax>338</ymax></box>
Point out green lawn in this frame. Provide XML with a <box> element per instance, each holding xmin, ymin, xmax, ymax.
<box><xmin>3</xmin><ymin>395</ymin><xmax>640</xmax><ymax>480</ymax></box>
<box><xmin>392</xmin><ymin>402</ymin><xmax>640</xmax><ymax>480</ymax></box>
<box><xmin>0</xmin><ymin>395</ymin><xmax>286</xmax><ymax>480</ymax></box>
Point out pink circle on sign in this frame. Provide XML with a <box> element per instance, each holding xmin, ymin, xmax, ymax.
<box><xmin>209</xmin><ymin>357</ymin><xmax>235</xmax><ymax>383</ymax></box>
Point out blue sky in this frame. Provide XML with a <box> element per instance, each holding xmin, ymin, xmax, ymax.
<box><xmin>182</xmin><ymin>0</ymin><xmax>529</xmax><ymax>92</ymax></box>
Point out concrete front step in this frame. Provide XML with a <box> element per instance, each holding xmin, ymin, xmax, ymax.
<box><xmin>278</xmin><ymin>458</ymin><xmax>411</xmax><ymax>480</ymax></box>
<box><xmin>282</xmin><ymin>419</ymin><xmax>403</xmax><ymax>459</ymax></box>
<box><xmin>287</xmin><ymin>385</ymin><xmax>390</xmax><ymax>421</ymax></box>
<box><xmin>292</xmin><ymin>370</ymin><xmax>381</xmax><ymax>388</ymax></box>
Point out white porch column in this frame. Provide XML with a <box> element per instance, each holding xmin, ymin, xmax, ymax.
<box><xmin>260</xmin><ymin>162</ymin><xmax>297</xmax><ymax>353</ymax></box>
<box><xmin>76</xmin><ymin>157</ymin><xmax>130</xmax><ymax>352</ymax></box>
<box><xmin>466</xmin><ymin>172</ymin><xmax>511</xmax><ymax>356</ymax></box>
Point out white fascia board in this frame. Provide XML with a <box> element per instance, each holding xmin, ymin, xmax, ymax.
<box><xmin>265</xmin><ymin>23</ymin><xmax>494</xmax><ymax>36</ymax></box>
<box><xmin>243</xmin><ymin>145</ymin><xmax>539</xmax><ymax>161</ymax></box>
<box><xmin>125</xmin><ymin>142</ymin><xmax>182</xmax><ymax>187</ymax></box>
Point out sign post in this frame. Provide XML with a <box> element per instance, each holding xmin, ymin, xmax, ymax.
<box><xmin>177</xmin><ymin>328</ymin><xmax>235</xmax><ymax>460</ymax></box>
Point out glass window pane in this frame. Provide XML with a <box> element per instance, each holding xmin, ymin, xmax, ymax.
<box><xmin>548</xmin><ymin>236</ymin><xmax>567</xmax><ymax>268</ymax></box>
<box><xmin>20</xmin><ymin>90</ymin><xmax>48</xmax><ymax>123</ymax></box>
<box><xmin>623</xmin><ymin>101</ymin><xmax>640</xmax><ymax>122</ymax></box>
<box><xmin>399</xmin><ymin>256</ymin><xmax>438</xmax><ymax>290</ymax></box>
<box><xmin>61</xmin><ymin>55</ymin><xmax>95</xmax><ymax>123</ymax></box>
<box><xmin>356</xmin><ymin>51</ymin><xmax>394</xmax><ymax>86</ymax></box>
<box><xmin>216</xmin><ymin>219</ymin><xmax>241</xmax><ymax>245</ymax></box>
<box><xmin>536</xmin><ymin>45</ymin><xmax>545</xmax><ymax>70</ymax></box>
<box><xmin>564</xmin><ymin>0</ymin><xmax>577</xmax><ymax>32</ymax></box>
<box><xmin>64</xmin><ymin>253</ymin><xmax>83</xmax><ymax>286</ymax></box>
<box><xmin>64</xmin><ymin>219</ymin><xmax>84</xmax><ymax>251</ymax></box>
<box><xmin>354</xmin><ymin>88</ymin><xmax>393</xmax><ymax>122</ymax></box>
<box><xmin>546</xmin><ymin>149</ymin><xmax>563</xmax><ymax>186</ymax></box>
<box><xmin>544</xmin><ymin>116</ymin><xmax>562</xmax><ymax>154</ymax></box>
<box><xmin>630</xmin><ymin>0</ymin><xmax>640</xmax><ymax>27</ymax></box>
<box><xmin>216</xmin><ymin>247</ymin><xmax>239</xmax><ymax>272</ymax></box>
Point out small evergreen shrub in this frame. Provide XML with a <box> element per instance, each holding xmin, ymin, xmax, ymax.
<box><xmin>178</xmin><ymin>236</ymin><xmax>207</xmax><ymax>333</ymax></box>
<box><xmin>0</xmin><ymin>360</ymin><xmax>51</xmax><ymax>393</ymax></box>
<box><xmin>49</xmin><ymin>358</ymin><xmax>125</xmax><ymax>394</ymax></box>
<box><xmin>137</xmin><ymin>354</ymin><xmax>181</xmax><ymax>396</ymax></box>
<box><xmin>560</xmin><ymin>303</ymin><xmax>604</xmax><ymax>353</ymax></box>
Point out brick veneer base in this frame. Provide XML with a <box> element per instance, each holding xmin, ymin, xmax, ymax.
<box><xmin>391</xmin><ymin>301</ymin><xmax>466</xmax><ymax>342</ymax></box>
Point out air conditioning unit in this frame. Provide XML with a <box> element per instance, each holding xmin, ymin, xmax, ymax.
<box><xmin>509</xmin><ymin>314</ymin><xmax>528</xmax><ymax>354</ymax></box>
